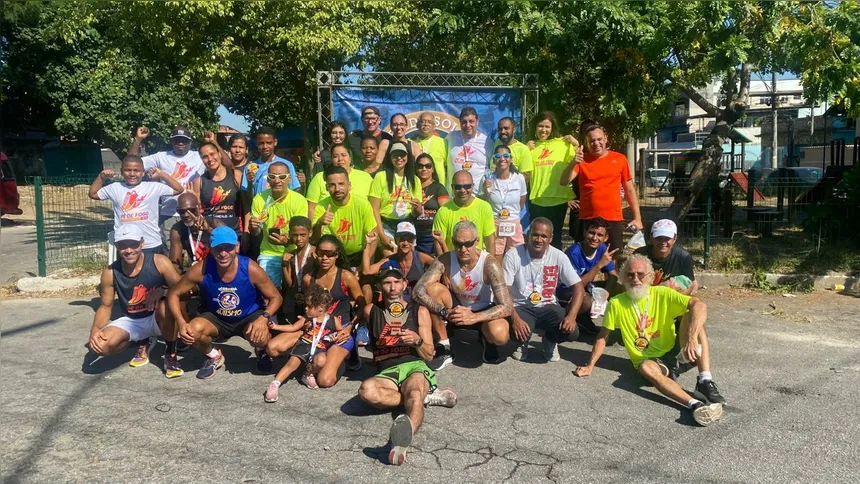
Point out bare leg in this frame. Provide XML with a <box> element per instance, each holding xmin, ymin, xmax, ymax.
<box><xmin>316</xmin><ymin>345</ymin><xmax>349</xmax><ymax>388</ymax></box>
<box><xmin>678</xmin><ymin>313</ymin><xmax>711</xmax><ymax>373</ymax></box>
<box><xmin>400</xmin><ymin>373</ymin><xmax>430</xmax><ymax>433</ymax></box>
<box><xmin>481</xmin><ymin>318</ymin><xmax>511</xmax><ymax>346</ymax></box>
<box><xmin>187</xmin><ymin>317</ymin><xmax>220</xmax><ymax>354</ymax></box>
<box><xmin>265</xmin><ymin>331</ymin><xmax>301</xmax><ymax>358</ymax></box>
<box><xmin>639</xmin><ymin>360</ymin><xmax>694</xmax><ymax>406</ymax></box>
<box><xmin>274</xmin><ymin>355</ymin><xmax>304</xmax><ymax>384</ymax></box>
<box><xmin>359</xmin><ymin>377</ymin><xmax>403</xmax><ymax>408</ymax></box>
<box><xmin>91</xmin><ymin>326</ymin><xmax>132</xmax><ymax>356</ymax></box>
<box><xmin>577</xmin><ymin>293</ymin><xmax>593</xmax><ymax>315</ymax></box>
<box><xmin>427</xmin><ymin>282</ymin><xmax>453</xmax><ymax>341</ymax></box>
<box><xmin>155</xmin><ymin>300</ymin><xmax>177</xmax><ymax>345</ymax></box>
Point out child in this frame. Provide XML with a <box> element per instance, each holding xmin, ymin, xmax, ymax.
<box><xmin>264</xmin><ymin>284</ymin><xmax>343</xmax><ymax>402</ymax></box>
<box><xmin>281</xmin><ymin>216</ymin><xmax>316</xmax><ymax>322</ymax></box>
<box><xmin>89</xmin><ymin>154</ymin><xmax>184</xmax><ymax>255</ymax></box>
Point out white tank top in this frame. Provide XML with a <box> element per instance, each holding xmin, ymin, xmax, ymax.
<box><xmin>450</xmin><ymin>251</ymin><xmax>494</xmax><ymax>311</ymax></box>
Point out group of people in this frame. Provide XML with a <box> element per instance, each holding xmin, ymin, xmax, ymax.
<box><xmin>85</xmin><ymin>108</ymin><xmax>726</xmax><ymax>466</ymax></box>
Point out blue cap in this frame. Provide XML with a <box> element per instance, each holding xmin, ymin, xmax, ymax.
<box><xmin>379</xmin><ymin>259</ymin><xmax>404</xmax><ymax>280</ymax></box>
<box><xmin>210</xmin><ymin>226</ymin><xmax>238</xmax><ymax>248</ymax></box>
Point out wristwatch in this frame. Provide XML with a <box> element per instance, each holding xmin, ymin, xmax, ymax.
<box><xmin>438</xmin><ymin>308</ymin><xmax>449</xmax><ymax>320</ymax></box>
<box><xmin>414</xmin><ymin>336</ymin><xmax>424</xmax><ymax>347</ymax></box>
<box><xmin>262</xmin><ymin>311</ymin><xmax>274</xmax><ymax>321</ymax></box>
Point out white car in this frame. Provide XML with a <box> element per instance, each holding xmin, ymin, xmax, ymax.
<box><xmin>646</xmin><ymin>168</ymin><xmax>671</xmax><ymax>189</ymax></box>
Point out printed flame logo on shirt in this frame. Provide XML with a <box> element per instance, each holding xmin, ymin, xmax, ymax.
<box><xmin>209</xmin><ymin>186</ymin><xmax>231</xmax><ymax>205</ymax></box>
<box><xmin>273</xmin><ymin>215</ymin><xmax>286</xmax><ymax>229</ymax></box>
<box><xmin>171</xmin><ymin>162</ymin><xmax>194</xmax><ymax>180</ymax></box>
<box><xmin>460</xmin><ymin>275</ymin><xmax>479</xmax><ymax>292</ymax></box>
<box><xmin>336</xmin><ymin>219</ymin><xmax>352</xmax><ymax>234</ymax></box>
<box><xmin>120</xmin><ymin>191</ymin><xmax>147</xmax><ymax>212</ymax></box>
<box><xmin>127</xmin><ymin>285</ymin><xmax>150</xmax><ymax>305</ymax></box>
<box><xmin>538</xmin><ymin>148</ymin><xmax>552</xmax><ymax>160</ymax></box>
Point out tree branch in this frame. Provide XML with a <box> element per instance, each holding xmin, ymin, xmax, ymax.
<box><xmin>677</xmin><ymin>83</ymin><xmax>722</xmax><ymax>118</ymax></box>
<box><xmin>737</xmin><ymin>63</ymin><xmax>752</xmax><ymax>100</ymax></box>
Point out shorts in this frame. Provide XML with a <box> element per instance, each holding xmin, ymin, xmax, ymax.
<box><xmin>199</xmin><ymin>310</ymin><xmax>264</xmax><ymax>341</ymax></box>
<box><xmin>257</xmin><ymin>255</ymin><xmax>284</xmax><ymax>289</ymax></box>
<box><xmin>106</xmin><ymin>314</ymin><xmax>161</xmax><ymax>342</ymax></box>
<box><xmin>381</xmin><ymin>218</ymin><xmax>401</xmax><ymax>240</ymax></box>
<box><xmin>493</xmin><ymin>218</ymin><xmax>524</xmax><ymax>256</ymax></box>
<box><xmin>376</xmin><ymin>360</ymin><xmax>437</xmax><ymax>392</ymax></box>
<box><xmin>344</xmin><ymin>252</ymin><xmax>363</xmax><ymax>272</ymax></box>
<box><xmin>290</xmin><ymin>335</ymin><xmax>355</xmax><ymax>361</ymax></box>
<box><xmin>644</xmin><ymin>337</ymin><xmax>695</xmax><ymax>380</ymax></box>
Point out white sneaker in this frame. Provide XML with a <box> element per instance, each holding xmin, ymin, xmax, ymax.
<box><xmin>424</xmin><ymin>387</ymin><xmax>457</xmax><ymax>408</ymax></box>
<box><xmin>511</xmin><ymin>342</ymin><xmax>529</xmax><ymax>361</ymax></box>
<box><xmin>692</xmin><ymin>402</ymin><xmax>724</xmax><ymax>426</ymax></box>
<box><xmin>542</xmin><ymin>337</ymin><xmax>559</xmax><ymax>362</ymax></box>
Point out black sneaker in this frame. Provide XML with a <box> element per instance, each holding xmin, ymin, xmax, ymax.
<box><xmin>347</xmin><ymin>346</ymin><xmax>362</xmax><ymax>371</ymax></box>
<box><xmin>481</xmin><ymin>335</ymin><xmax>503</xmax><ymax>364</ymax></box>
<box><xmin>696</xmin><ymin>380</ymin><xmax>726</xmax><ymax>404</ymax></box>
<box><xmin>429</xmin><ymin>344</ymin><xmax>453</xmax><ymax>371</ymax></box>
<box><xmin>256</xmin><ymin>351</ymin><xmax>273</xmax><ymax>374</ymax></box>
<box><xmin>691</xmin><ymin>401</ymin><xmax>723</xmax><ymax>426</ymax></box>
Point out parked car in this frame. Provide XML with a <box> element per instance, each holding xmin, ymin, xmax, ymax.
<box><xmin>0</xmin><ymin>152</ymin><xmax>24</xmax><ymax>216</ymax></box>
<box><xmin>646</xmin><ymin>168</ymin><xmax>671</xmax><ymax>189</ymax></box>
<box><xmin>759</xmin><ymin>167</ymin><xmax>823</xmax><ymax>197</ymax></box>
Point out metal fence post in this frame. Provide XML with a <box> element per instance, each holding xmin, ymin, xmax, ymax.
<box><xmin>34</xmin><ymin>176</ymin><xmax>47</xmax><ymax>277</ymax></box>
<box><xmin>704</xmin><ymin>183</ymin><xmax>712</xmax><ymax>270</ymax></box>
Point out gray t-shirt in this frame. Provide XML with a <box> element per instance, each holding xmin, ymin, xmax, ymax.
<box><xmin>503</xmin><ymin>244</ymin><xmax>581</xmax><ymax>307</ymax></box>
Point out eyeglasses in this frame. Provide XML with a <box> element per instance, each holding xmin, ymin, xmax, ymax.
<box><xmin>493</xmin><ymin>153</ymin><xmax>512</xmax><ymax>160</ymax></box>
<box><xmin>396</xmin><ymin>235</ymin><xmax>416</xmax><ymax>243</ymax></box>
<box><xmin>317</xmin><ymin>249</ymin><xmax>338</xmax><ymax>258</ymax></box>
<box><xmin>626</xmin><ymin>271</ymin><xmax>648</xmax><ymax>280</ymax></box>
<box><xmin>453</xmin><ymin>184</ymin><xmax>473</xmax><ymax>191</ymax></box>
<box><xmin>417</xmin><ymin>163</ymin><xmax>433</xmax><ymax>169</ymax></box>
<box><xmin>452</xmin><ymin>239</ymin><xmax>478</xmax><ymax>249</ymax></box>
<box><xmin>267</xmin><ymin>174</ymin><xmax>289</xmax><ymax>180</ymax></box>
<box><xmin>177</xmin><ymin>207</ymin><xmax>198</xmax><ymax>214</ymax></box>
<box><xmin>391</xmin><ymin>123</ymin><xmax>407</xmax><ymax>128</ymax></box>
<box><xmin>362</xmin><ymin>115</ymin><xmax>379</xmax><ymax>121</ymax></box>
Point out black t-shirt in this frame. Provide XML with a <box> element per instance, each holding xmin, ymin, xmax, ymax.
<box><xmin>368</xmin><ymin>300</ymin><xmax>421</xmax><ymax>371</ymax></box>
<box><xmin>635</xmin><ymin>244</ymin><xmax>695</xmax><ymax>285</ymax></box>
<box><xmin>414</xmin><ymin>181</ymin><xmax>449</xmax><ymax>237</ymax></box>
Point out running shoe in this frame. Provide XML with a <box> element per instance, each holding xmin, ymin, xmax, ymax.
<box><xmin>511</xmin><ymin>342</ymin><xmax>529</xmax><ymax>361</ymax></box>
<box><xmin>129</xmin><ymin>340</ymin><xmax>151</xmax><ymax>367</ymax></box>
<box><xmin>388</xmin><ymin>414</ymin><xmax>414</xmax><ymax>466</ymax></box>
<box><xmin>302</xmin><ymin>371</ymin><xmax>319</xmax><ymax>389</ymax></box>
<box><xmin>356</xmin><ymin>326</ymin><xmax>370</xmax><ymax>347</ymax></box>
<box><xmin>164</xmin><ymin>353</ymin><xmax>184</xmax><ymax>378</ymax></box>
<box><xmin>347</xmin><ymin>347</ymin><xmax>362</xmax><ymax>371</ymax></box>
<box><xmin>424</xmin><ymin>387</ymin><xmax>457</xmax><ymax>408</ymax></box>
<box><xmin>196</xmin><ymin>350</ymin><xmax>225</xmax><ymax>379</ymax></box>
<box><xmin>429</xmin><ymin>344</ymin><xmax>453</xmax><ymax>371</ymax></box>
<box><xmin>542</xmin><ymin>337</ymin><xmax>560</xmax><ymax>362</ymax></box>
<box><xmin>696</xmin><ymin>380</ymin><xmax>726</xmax><ymax>404</ymax></box>
<box><xmin>481</xmin><ymin>335</ymin><xmax>503</xmax><ymax>364</ymax></box>
<box><xmin>256</xmin><ymin>350</ymin><xmax>273</xmax><ymax>374</ymax></box>
<box><xmin>691</xmin><ymin>402</ymin><xmax>724</xmax><ymax>426</ymax></box>
<box><xmin>264</xmin><ymin>380</ymin><xmax>281</xmax><ymax>403</ymax></box>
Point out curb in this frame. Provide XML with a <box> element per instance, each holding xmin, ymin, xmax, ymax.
<box><xmin>698</xmin><ymin>272</ymin><xmax>858</xmax><ymax>291</ymax></box>
<box><xmin>16</xmin><ymin>275</ymin><xmax>100</xmax><ymax>293</ymax></box>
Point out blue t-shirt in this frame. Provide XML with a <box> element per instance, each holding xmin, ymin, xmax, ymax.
<box><xmin>242</xmin><ymin>155</ymin><xmax>301</xmax><ymax>195</ymax></box>
<box><xmin>563</xmin><ymin>243</ymin><xmax>615</xmax><ymax>291</ymax></box>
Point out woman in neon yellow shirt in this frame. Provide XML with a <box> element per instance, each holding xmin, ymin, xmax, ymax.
<box><xmin>306</xmin><ymin>143</ymin><xmax>374</xmax><ymax>219</ymax></box>
<box><xmin>529</xmin><ymin>111</ymin><xmax>577</xmax><ymax>249</ymax></box>
<box><xmin>369</xmin><ymin>142</ymin><xmax>423</xmax><ymax>252</ymax></box>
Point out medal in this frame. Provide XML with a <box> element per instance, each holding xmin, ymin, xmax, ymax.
<box><xmin>463</xmin><ymin>161</ymin><xmax>472</xmax><ymax>170</ymax></box>
<box><xmin>259</xmin><ymin>211</ymin><xmax>268</xmax><ymax>222</ymax></box>
<box><xmin>499</xmin><ymin>208</ymin><xmax>510</xmax><ymax>219</ymax></box>
<box><xmin>528</xmin><ymin>291</ymin><xmax>541</xmax><ymax>305</ymax></box>
<box><xmin>403</xmin><ymin>192</ymin><xmax>412</xmax><ymax>201</ymax></box>
<box><xmin>631</xmin><ymin>295</ymin><xmax>651</xmax><ymax>352</ymax></box>
<box><xmin>634</xmin><ymin>336</ymin><xmax>649</xmax><ymax>351</ymax></box>
<box><xmin>388</xmin><ymin>302</ymin><xmax>404</xmax><ymax>317</ymax></box>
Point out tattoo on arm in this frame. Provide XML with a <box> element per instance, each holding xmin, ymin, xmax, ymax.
<box><xmin>479</xmin><ymin>257</ymin><xmax>513</xmax><ymax>321</ymax></box>
<box><xmin>413</xmin><ymin>258</ymin><xmax>446</xmax><ymax>314</ymax></box>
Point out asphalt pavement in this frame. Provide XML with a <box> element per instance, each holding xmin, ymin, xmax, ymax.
<box><xmin>0</xmin><ymin>223</ymin><xmax>37</xmax><ymax>282</ymax></box>
<box><xmin>1</xmin><ymin>291</ymin><xmax>858</xmax><ymax>483</ymax></box>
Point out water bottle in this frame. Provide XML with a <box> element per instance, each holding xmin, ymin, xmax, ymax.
<box><xmin>676</xmin><ymin>344</ymin><xmax>702</xmax><ymax>365</ymax></box>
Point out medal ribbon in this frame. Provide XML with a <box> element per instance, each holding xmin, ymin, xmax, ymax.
<box><xmin>309</xmin><ymin>314</ymin><xmax>330</xmax><ymax>358</ymax></box>
<box><xmin>188</xmin><ymin>228</ymin><xmax>204</xmax><ymax>263</ymax></box>
<box><xmin>294</xmin><ymin>246</ymin><xmax>311</xmax><ymax>294</ymax></box>
<box><xmin>631</xmin><ymin>296</ymin><xmax>650</xmax><ymax>336</ymax></box>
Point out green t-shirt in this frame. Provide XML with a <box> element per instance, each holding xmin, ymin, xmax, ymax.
<box><xmin>313</xmin><ymin>194</ymin><xmax>377</xmax><ymax>255</ymax></box>
<box><xmin>369</xmin><ymin>171</ymin><xmax>423</xmax><ymax>220</ymax></box>
<box><xmin>251</xmin><ymin>189</ymin><xmax>309</xmax><ymax>257</ymax></box>
<box><xmin>492</xmin><ymin>140</ymin><xmax>534</xmax><ymax>174</ymax></box>
<box><xmin>305</xmin><ymin>168</ymin><xmax>373</xmax><ymax>203</ymax></box>
<box><xmin>414</xmin><ymin>135</ymin><xmax>448</xmax><ymax>183</ymax></box>
<box><xmin>529</xmin><ymin>138</ymin><xmax>575</xmax><ymax>206</ymax></box>
<box><xmin>432</xmin><ymin>197</ymin><xmax>495</xmax><ymax>251</ymax></box>
<box><xmin>603</xmin><ymin>285</ymin><xmax>691</xmax><ymax>368</ymax></box>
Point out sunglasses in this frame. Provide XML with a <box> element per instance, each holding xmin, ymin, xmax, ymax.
<box><xmin>493</xmin><ymin>153</ymin><xmax>512</xmax><ymax>160</ymax></box>
<box><xmin>626</xmin><ymin>271</ymin><xmax>648</xmax><ymax>280</ymax></box>
<box><xmin>417</xmin><ymin>163</ymin><xmax>433</xmax><ymax>169</ymax></box>
<box><xmin>317</xmin><ymin>249</ymin><xmax>339</xmax><ymax>258</ymax></box>
<box><xmin>452</xmin><ymin>239</ymin><xmax>478</xmax><ymax>249</ymax></box>
<box><xmin>396</xmin><ymin>235</ymin><xmax>416</xmax><ymax>243</ymax></box>
<box><xmin>177</xmin><ymin>207</ymin><xmax>198</xmax><ymax>214</ymax></box>
<box><xmin>453</xmin><ymin>184</ymin><xmax>473</xmax><ymax>191</ymax></box>
<box><xmin>267</xmin><ymin>174</ymin><xmax>289</xmax><ymax>180</ymax></box>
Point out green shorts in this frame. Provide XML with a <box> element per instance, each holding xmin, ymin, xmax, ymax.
<box><xmin>376</xmin><ymin>360</ymin><xmax>437</xmax><ymax>392</ymax></box>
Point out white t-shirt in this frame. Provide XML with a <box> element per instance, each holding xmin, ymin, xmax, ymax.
<box><xmin>478</xmin><ymin>172</ymin><xmax>528</xmax><ymax>220</ymax></box>
<box><xmin>98</xmin><ymin>181</ymin><xmax>175</xmax><ymax>249</ymax></box>
<box><xmin>142</xmin><ymin>150</ymin><xmax>204</xmax><ymax>217</ymax></box>
<box><xmin>503</xmin><ymin>244</ymin><xmax>581</xmax><ymax>307</ymax></box>
<box><xmin>446</xmin><ymin>131</ymin><xmax>492</xmax><ymax>192</ymax></box>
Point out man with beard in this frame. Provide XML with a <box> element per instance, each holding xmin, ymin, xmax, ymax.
<box><xmin>359</xmin><ymin>261</ymin><xmax>457</xmax><ymax>466</ymax></box>
<box><xmin>347</xmin><ymin>106</ymin><xmax>393</xmax><ymax>158</ymax></box>
<box><xmin>167</xmin><ymin>227</ymin><xmax>283</xmax><ymax>379</ymax></box>
<box><xmin>411</xmin><ymin>112</ymin><xmax>448</xmax><ymax>181</ymax></box>
<box><xmin>169</xmin><ymin>192</ymin><xmax>211</xmax><ymax>272</ymax></box>
<box><xmin>312</xmin><ymin>166</ymin><xmax>377</xmax><ymax>269</ymax></box>
<box><xmin>445</xmin><ymin>107</ymin><xmax>493</xmax><ymax>191</ymax></box>
<box><xmin>86</xmin><ymin>225</ymin><xmax>185</xmax><ymax>377</ymax></box>
<box><xmin>574</xmin><ymin>254</ymin><xmax>726</xmax><ymax>426</ymax></box>
<box><xmin>493</xmin><ymin>117</ymin><xmax>534</xmax><ymax>186</ymax></box>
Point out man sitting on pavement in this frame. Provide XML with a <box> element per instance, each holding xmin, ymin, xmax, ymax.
<box><xmin>503</xmin><ymin>218</ymin><xmax>585</xmax><ymax>362</ymax></box>
<box><xmin>635</xmin><ymin>219</ymin><xmax>698</xmax><ymax>295</ymax></box>
<box><xmin>574</xmin><ymin>254</ymin><xmax>726</xmax><ymax>427</ymax></box>
<box><xmin>86</xmin><ymin>225</ymin><xmax>185</xmax><ymax>377</ymax></box>
<box><xmin>358</xmin><ymin>261</ymin><xmax>457</xmax><ymax>466</ymax></box>
<box><xmin>413</xmin><ymin>221</ymin><xmax>513</xmax><ymax>369</ymax></box>
<box><xmin>167</xmin><ymin>226</ymin><xmax>283</xmax><ymax>379</ymax></box>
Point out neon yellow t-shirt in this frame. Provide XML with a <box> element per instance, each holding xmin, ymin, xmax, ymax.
<box><xmin>432</xmin><ymin>197</ymin><xmax>495</xmax><ymax>251</ymax></box>
<box><xmin>305</xmin><ymin>168</ymin><xmax>373</xmax><ymax>203</ymax></box>
<box><xmin>313</xmin><ymin>194</ymin><xmax>377</xmax><ymax>255</ymax></box>
<box><xmin>251</xmin><ymin>189</ymin><xmax>309</xmax><ymax>257</ymax></box>
<box><xmin>529</xmin><ymin>138</ymin><xmax>575</xmax><ymax>206</ymax></box>
<box><xmin>415</xmin><ymin>135</ymin><xmax>448</xmax><ymax>182</ymax></box>
<box><xmin>603</xmin><ymin>286</ymin><xmax>691</xmax><ymax>368</ymax></box>
<box><xmin>492</xmin><ymin>140</ymin><xmax>534</xmax><ymax>174</ymax></box>
<box><xmin>369</xmin><ymin>171</ymin><xmax>423</xmax><ymax>220</ymax></box>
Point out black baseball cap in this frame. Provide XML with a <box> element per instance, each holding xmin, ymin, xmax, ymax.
<box><xmin>170</xmin><ymin>126</ymin><xmax>192</xmax><ymax>140</ymax></box>
<box><xmin>379</xmin><ymin>259</ymin><xmax>404</xmax><ymax>281</ymax></box>
<box><xmin>361</xmin><ymin>106</ymin><xmax>381</xmax><ymax>117</ymax></box>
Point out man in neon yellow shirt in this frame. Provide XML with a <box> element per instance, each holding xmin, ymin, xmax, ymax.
<box><xmin>313</xmin><ymin>166</ymin><xmax>378</xmax><ymax>268</ymax></box>
<box><xmin>492</xmin><ymin>117</ymin><xmax>534</xmax><ymax>186</ymax></box>
<box><xmin>250</xmin><ymin>162</ymin><xmax>309</xmax><ymax>288</ymax></box>
<box><xmin>305</xmin><ymin>143</ymin><xmax>373</xmax><ymax>216</ymax></box>
<box><xmin>432</xmin><ymin>170</ymin><xmax>495</xmax><ymax>254</ymax></box>
<box><xmin>574</xmin><ymin>254</ymin><xmax>726</xmax><ymax>427</ymax></box>
<box><xmin>412</xmin><ymin>112</ymin><xmax>448</xmax><ymax>182</ymax></box>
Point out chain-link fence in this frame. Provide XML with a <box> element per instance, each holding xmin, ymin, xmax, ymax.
<box><xmin>32</xmin><ymin>175</ymin><xmax>113</xmax><ymax>275</ymax></box>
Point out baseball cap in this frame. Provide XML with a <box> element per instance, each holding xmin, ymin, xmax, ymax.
<box><xmin>379</xmin><ymin>259</ymin><xmax>405</xmax><ymax>280</ymax></box>
<box><xmin>389</xmin><ymin>142</ymin><xmax>408</xmax><ymax>155</ymax></box>
<box><xmin>170</xmin><ymin>126</ymin><xmax>192</xmax><ymax>140</ymax></box>
<box><xmin>210</xmin><ymin>226</ymin><xmax>238</xmax><ymax>247</ymax></box>
<box><xmin>361</xmin><ymin>106</ymin><xmax>380</xmax><ymax>117</ymax></box>
<box><xmin>395</xmin><ymin>221</ymin><xmax>416</xmax><ymax>238</ymax></box>
<box><xmin>113</xmin><ymin>224</ymin><xmax>144</xmax><ymax>244</ymax></box>
<box><xmin>651</xmin><ymin>219</ymin><xmax>678</xmax><ymax>239</ymax></box>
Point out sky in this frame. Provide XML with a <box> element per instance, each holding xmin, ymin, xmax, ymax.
<box><xmin>217</xmin><ymin>105</ymin><xmax>250</xmax><ymax>133</ymax></box>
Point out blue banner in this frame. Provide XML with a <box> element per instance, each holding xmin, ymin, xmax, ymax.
<box><xmin>332</xmin><ymin>88</ymin><xmax>523</xmax><ymax>139</ymax></box>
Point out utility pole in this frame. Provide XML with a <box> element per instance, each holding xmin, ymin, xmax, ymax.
<box><xmin>771</xmin><ymin>71</ymin><xmax>779</xmax><ymax>169</ymax></box>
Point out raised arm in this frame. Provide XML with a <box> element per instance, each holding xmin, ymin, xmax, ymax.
<box><xmin>413</xmin><ymin>257</ymin><xmax>447</xmax><ymax>314</ymax></box>
<box><xmin>361</xmin><ymin>232</ymin><xmax>386</xmax><ymax>276</ymax></box>
<box><xmin>88</xmin><ymin>170</ymin><xmax>114</xmax><ymax>200</ymax></box>
<box><xmin>149</xmin><ymin>167</ymin><xmax>184</xmax><ymax>195</ymax></box>
<box><xmin>128</xmin><ymin>126</ymin><xmax>149</xmax><ymax>156</ymax></box>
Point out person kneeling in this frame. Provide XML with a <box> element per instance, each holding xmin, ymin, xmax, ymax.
<box><xmin>574</xmin><ymin>254</ymin><xmax>726</xmax><ymax>427</ymax></box>
<box><xmin>358</xmin><ymin>264</ymin><xmax>457</xmax><ymax>466</ymax></box>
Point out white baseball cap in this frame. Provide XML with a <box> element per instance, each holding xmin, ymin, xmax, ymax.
<box><xmin>651</xmin><ymin>219</ymin><xmax>678</xmax><ymax>239</ymax></box>
<box><xmin>395</xmin><ymin>221</ymin><xmax>417</xmax><ymax>237</ymax></box>
<box><xmin>114</xmin><ymin>224</ymin><xmax>144</xmax><ymax>244</ymax></box>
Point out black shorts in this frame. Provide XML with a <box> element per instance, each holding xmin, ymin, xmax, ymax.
<box><xmin>200</xmin><ymin>310</ymin><xmax>264</xmax><ymax>341</ymax></box>
<box><xmin>646</xmin><ymin>337</ymin><xmax>695</xmax><ymax>380</ymax></box>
